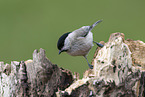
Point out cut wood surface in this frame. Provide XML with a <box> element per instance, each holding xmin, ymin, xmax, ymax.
<box><xmin>0</xmin><ymin>33</ymin><xmax>145</xmax><ymax>97</ymax></box>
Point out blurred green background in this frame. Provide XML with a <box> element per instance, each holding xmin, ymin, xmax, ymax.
<box><xmin>0</xmin><ymin>0</ymin><xmax>145</xmax><ymax>77</ymax></box>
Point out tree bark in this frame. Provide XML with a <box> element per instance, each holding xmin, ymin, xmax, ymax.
<box><xmin>0</xmin><ymin>33</ymin><xmax>145</xmax><ymax>97</ymax></box>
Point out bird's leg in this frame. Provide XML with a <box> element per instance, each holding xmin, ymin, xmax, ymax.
<box><xmin>84</xmin><ymin>56</ymin><xmax>93</xmax><ymax>69</ymax></box>
<box><xmin>93</xmin><ymin>41</ymin><xmax>104</xmax><ymax>47</ymax></box>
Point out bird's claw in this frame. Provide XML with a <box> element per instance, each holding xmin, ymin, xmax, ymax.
<box><xmin>88</xmin><ymin>64</ymin><xmax>93</xmax><ymax>69</ymax></box>
<box><xmin>93</xmin><ymin>41</ymin><xmax>104</xmax><ymax>47</ymax></box>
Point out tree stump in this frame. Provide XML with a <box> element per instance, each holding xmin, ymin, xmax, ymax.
<box><xmin>0</xmin><ymin>33</ymin><xmax>145</xmax><ymax>97</ymax></box>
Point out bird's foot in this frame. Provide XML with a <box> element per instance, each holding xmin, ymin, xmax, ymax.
<box><xmin>93</xmin><ymin>41</ymin><xmax>104</xmax><ymax>47</ymax></box>
<box><xmin>88</xmin><ymin>64</ymin><xmax>93</xmax><ymax>69</ymax></box>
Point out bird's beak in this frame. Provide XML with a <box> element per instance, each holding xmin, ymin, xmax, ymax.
<box><xmin>59</xmin><ymin>50</ymin><xmax>62</xmax><ymax>55</ymax></box>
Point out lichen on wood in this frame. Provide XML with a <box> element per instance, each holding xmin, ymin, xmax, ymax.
<box><xmin>0</xmin><ymin>33</ymin><xmax>145</xmax><ymax>97</ymax></box>
<box><xmin>57</xmin><ymin>33</ymin><xmax>145</xmax><ymax>97</ymax></box>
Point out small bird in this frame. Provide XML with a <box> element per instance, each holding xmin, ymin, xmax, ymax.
<box><xmin>57</xmin><ymin>20</ymin><xmax>103</xmax><ymax>69</ymax></box>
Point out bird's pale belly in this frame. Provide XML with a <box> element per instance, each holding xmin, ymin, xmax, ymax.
<box><xmin>67</xmin><ymin>41</ymin><xmax>93</xmax><ymax>56</ymax></box>
<box><xmin>66</xmin><ymin>31</ymin><xmax>94</xmax><ymax>56</ymax></box>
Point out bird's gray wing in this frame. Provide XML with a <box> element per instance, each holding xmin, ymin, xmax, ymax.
<box><xmin>80</xmin><ymin>20</ymin><xmax>103</xmax><ymax>37</ymax></box>
<box><xmin>73</xmin><ymin>26</ymin><xmax>90</xmax><ymax>38</ymax></box>
<box><xmin>74</xmin><ymin>20</ymin><xmax>102</xmax><ymax>38</ymax></box>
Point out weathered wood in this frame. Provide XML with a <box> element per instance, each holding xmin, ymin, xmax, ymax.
<box><xmin>57</xmin><ymin>33</ymin><xmax>145</xmax><ymax>97</ymax></box>
<box><xmin>0</xmin><ymin>49</ymin><xmax>73</xmax><ymax>97</ymax></box>
<box><xmin>0</xmin><ymin>33</ymin><xmax>145</xmax><ymax>97</ymax></box>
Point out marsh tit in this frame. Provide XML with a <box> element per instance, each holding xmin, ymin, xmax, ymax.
<box><xmin>57</xmin><ymin>20</ymin><xmax>103</xmax><ymax>69</ymax></box>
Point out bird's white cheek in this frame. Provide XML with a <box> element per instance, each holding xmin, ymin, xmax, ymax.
<box><xmin>63</xmin><ymin>33</ymin><xmax>74</xmax><ymax>50</ymax></box>
<box><xmin>86</xmin><ymin>32</ymin><xmax>93</xmax><ymax>46</ymax></box>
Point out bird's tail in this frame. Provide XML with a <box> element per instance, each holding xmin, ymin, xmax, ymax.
<box><xmin>89</xmin><ymin>19</ymin><xmax>103</xmax><ymax>31</ymax></box>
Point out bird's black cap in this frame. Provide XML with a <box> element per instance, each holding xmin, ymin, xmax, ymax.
<box><xmin>57</xmin><ymin>32</ymin><xmax>71</xmax><ymax>51</ymax></box>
